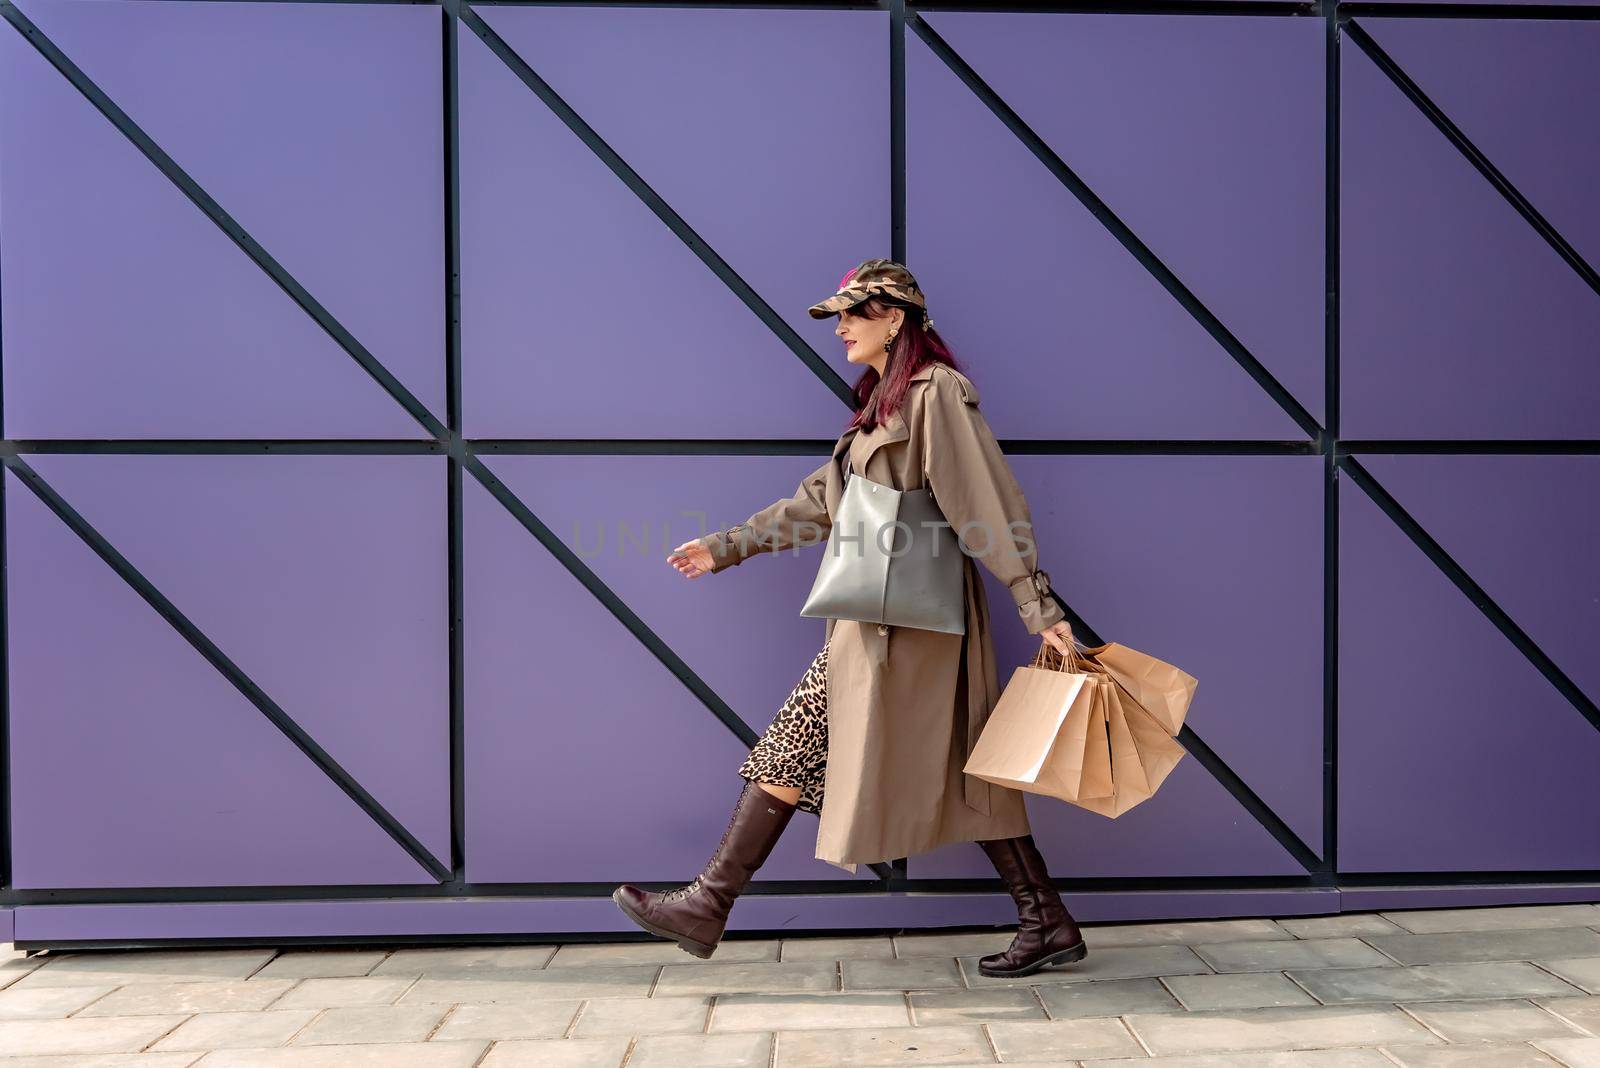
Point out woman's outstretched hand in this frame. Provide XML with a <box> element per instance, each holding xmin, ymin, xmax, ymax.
<box><xmin>1039</xmin><ymin>619</ymin><xmax>1075</xmax><ymax>657</ymax></box>
<box><xmin>668</xmin><ymin>538</ymin><xmax>716</xmax><ymax>578</ymax></box>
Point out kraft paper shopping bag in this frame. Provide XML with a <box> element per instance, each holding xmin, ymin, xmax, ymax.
<box><xmin>962</xmin><ymin>647</ymin><xmax>1113</xmax><ymax>802</ymax></box>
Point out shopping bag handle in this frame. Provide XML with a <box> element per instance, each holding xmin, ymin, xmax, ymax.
<box><xmin>1030</xmin><ymin>635</ymin><xmax>1096</xmax><ymax>674</ymax></box>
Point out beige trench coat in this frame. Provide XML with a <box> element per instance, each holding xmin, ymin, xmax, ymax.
<box><xmin>696</xmin><ymin>362</ymin><xmax>1067</xmax><ymax>872</ymax></box>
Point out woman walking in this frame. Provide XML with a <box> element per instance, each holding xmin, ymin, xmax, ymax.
<box><xmin>612</xmin><ymin>259</ymin><xmax>1087</xmax><ymax>978</ymax></box>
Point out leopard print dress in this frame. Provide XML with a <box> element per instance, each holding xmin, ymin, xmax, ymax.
<box><xmin>736</xmin><ymin>639</ymin><xmax>831</xmax><ymax>816</ymax></box>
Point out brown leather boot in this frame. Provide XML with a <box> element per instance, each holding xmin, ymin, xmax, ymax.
<box><xmin>612</xmin><ymin>779</ymin><xmax>797</xmax><ymax>958</ymax></box>
<box><xmin>976</xmin><ymin>833</ymin><xmax>1088</xmax><ymax>978</ymax></box>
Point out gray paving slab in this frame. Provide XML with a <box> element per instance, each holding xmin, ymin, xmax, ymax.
<box><xmin>1123</xmin><ymin>1002</ymin><xmax>1442</xmax><ymax>1056</ymax></box>
<box><xmin>1364</xmin><ymin>927</ymin><xmax>1600</xmax><ymax>965</ymax></box>
<box><xmin>780</xmin><ymin>936</ymin><xmax>896</xmax><ymax>962</ymax></box>
<box><xmin>653</xmin><ymin>960</ymin><xmax>838</xmax><ymax>997</ymax></box>
<box><xmin>1539</xmin><ymin>956</ymin><xmax>1600</xmax><ymax>994</ymax></box>
<box><xmin>191</xmin><ymin>1041</ymin><xmax>492</xmax><ymax>1065</ymax></box>
<box><xmin>547</xmin><ymin>939</ymin><xmax>779</xmax><ymax>968</ymax></box>
<box><xmin>398</xmin><ymin>964</ymin><xmax>661</xmax><ymax>1004</ymax></box>
<box><xmin>959</xmin><ymin>943</ymin><xmax>1209</xmax><ymax>987</ymax></box>
<box><xmin>1276</xmin><ymin>914</ymin><xmax>1409</xmax><ymax>940</ymax></box>
<box><xmin>987</xmin><ymin>1016</ymin><xmax>1149</xmax><ymax>1060</ymax></box>
<box><xmin>0</xmin><ymin>1055</ymin><xmax>205</xmax><ymax>1068</ymax></box>
<box><xmin>289</xmin><ymin>1003</ymin><xmax>448</xmax><ymax>1045</ymax></box>
<box><xmin>1084</xmin><ymin>918</ymin><xmax>1294</xmax><ymax>948</ymax></box>
<box><xmin>1378</xmin><ymin>1044</ymin><xmax>1560</xmax><ymax>1067</ymax></box>
<box><xmin>1288</xmin><ymin>961</ymin><xmax>1585</xmax><ymax>1004</ymax></box>
<box><xmin>0</xmin><ymin>1015</ymin><xmax>192</xmax><ymax>1056</ymax></box>
<box><xmin>17</xmin><ymin>905</ymin><xmax>1600</xmax><ymax>1066</ymax></box>
<box><xmin>267</xmin><ymin>976</ymin><xmax>417</xmax><ymax>1010</ymax></box>
<box><xmin>842</xmin><ymin>956</ymin><xmax>965</xmax><ymax>992</ymax></box>
<box><xmin>476</xmin><ymin>1037</ymin><xmax>629</xmax><ymax>1067</ymax></box>
<box><xmin>9</xmin><ymin>951</ymin><xmax>275</xmax><ymax>989</ymax></box>
<box><xmin>250</xmin><ymin>951</ymin><xmax>388</xmax><ymax>980</ymax></box>
<box><xmin>146</xmin><ymin>1010</ymin><xmax>319</xmax><ymax>1053</ymax></box>
<box><xmin>773</xmin><ymin>1023</ymin><xmax>990</xmax><ymax>1066</ymax></box>
<box><xmin>368</xmin><ymin>946</ymin><xmax>557</xmax><ymax>976</ymax></box>
<box><xmin>1535</xmin><ymin>994</ymin><xmax>1600</xmax><ymax>1035</ymax></box>
<box><xmin>77</xmin><ymin>980</ymin><xmax>297</xmax><ymax>1017</ymax></box>
<box><xmin>0</xmin><ymin>984</ymin><xmax>117</xmax><ymax>1020</ymax></box>
<box><xmin>711</xmin><ymin>991</ymin><xmax>909</xmax><ymax>1032</ymax></box>
<box><xmin>1396</xmin><ymin>997</ymin><xmax>1588</xmax><ymax>1042</ymax></box>
<box><xmin>1193</xmin><ymin>937</ymin><xmax>1395</xmax><ymax>973</ymax></box>
<box><xmin>0</xmin><ymin>953</ymin><xmax>50</xmax><ymax>993</ymax></box>
<box><xmin>1380</xmin><ymin>905</ymin><xmax>1600</xmax><ymax>934</ymax></box>
<box><xmin>1161</xmin><ymin>971</ymin><xmax>1320</xmax><ymax>1010</ymax></box>
<box><xmin>572</xmin><ymin>993</ymin><xmax>713</xmax><ymax>1036</ymax></box>
<box><xmin>1532</xmin><ymin>1035</ymin><xmax>1600</xmax><ymax>1067</ymax></box>
<box><xmin>891</xmin><ymin>930</ymin><xmax>1014</xmax><ymax>960</ymax></box>
<box><xmin>1034</xmin><ymin>976</ymin><xmax>1185</xmax><ymax>1018</ymax></box>
<box><xmin>626</xmin><ymin>1031</ymin><xmax>773</xmax><ymax>1068</ymax></box>
<box><xmin>907</xmin><ymin>986</ymin><xmax>1045</xmax><ymax>1025</ymax></box>
<box><xmin>1080</xmin><ymin>1051</ymin><xmax>1395</xmax><ymax>1068</ymax></box>
<box><xmin>429</xmin><ymin>998</ymin><xmax>582</xmax><ymax>1041</ymax></box>
<box><xmin>891</xmin><ymin>1063</ymin><xmax>1095</xmax><ymax>1068</ymax></box>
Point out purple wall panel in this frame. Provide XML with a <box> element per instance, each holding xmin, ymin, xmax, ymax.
<box><xmin>4</xmin><ymin>470</ymin><xmax>436</xmax><ymax>888</ymax></box>
<box><xmin>462</xmin><ymin>468</ymin><xmax>874</xmax><ymax>883</ymax></box>
<box><xmin>921</xmin><ymin>12</ymin><xmax>1325</xmax><ymax>426</ymax></box>
<box><xmin>13</xmin><ymin>0</ymin><xmax>447</xmax><ymax>423</ymax></box>
<box><xmin>0</xmin><ymin>17</ymin><xmax>426</xmax><ymax>441</ymax></box>
<box><xmin>471</xmin><ymin>452</ymin><xmax>877</xmax><ymax>882</ymax></box>
<box><xmin>1340</xmin><ymin>36</ymin><xmax>1600</xmax><ymax>440</ymax></box>
<box><xmin>4</xmin><ymin>1</ymin><xmax>1597</xmax><ymax>938</ymax></box>
<box><xmin>457</xmin><ymin>21</ymin><xmax>863</xmax><ymax>439</ymax></box>
<box><xmin>1338</xmin><ymin>478</ymin><xmax>1600</xmax><ymax>872</ymax></box>
<box><xmin>1359</xmin><ymin>18</ymin><xmax>1600</xmax><ymax>272</ymax></box>
<box><xmin>906</xmin><ymin>22</ymin><xmax>1307</xmax><ymax>442</ymax></box>
<box><xmin>914</xmin><ymin>455</ymin><xmax>1324</xmax><ymax>878</ymax></box>
<box><xmin>1359</xmin><ymin>455</ymin><xmax>1600</xmax><ymax>710</ymax></box>
<box><xmin>478</xmin><ymin>6</ymin><xmax>891</xmax><ymax>394</ymax></box>
<box><xmin>23</xmin><ymin>454</ymin><xmax>452</xmax><ymax>863</ymax></box>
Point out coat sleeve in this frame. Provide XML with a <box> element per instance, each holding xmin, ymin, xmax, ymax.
<box><xmin>921</xmin><ymin>370</ymin><xmax>1067</xmax><ymax>635</ymax></box>
<box><xmin>694</xmin><ymin>456</ymin><xmax>835</xmax><ymax>574</ymax></box>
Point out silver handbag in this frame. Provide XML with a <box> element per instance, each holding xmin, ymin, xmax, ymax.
<box><xmin>799</xmin><ymin>457</ymin><xmax>967</xmax><ymax>634</ymax></box>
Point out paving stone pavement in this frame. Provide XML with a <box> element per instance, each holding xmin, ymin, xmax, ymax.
<box><xmin>0</xmin><ymin>902</ymin><xmax>1597</xmax><ymax>1065</ymax></box>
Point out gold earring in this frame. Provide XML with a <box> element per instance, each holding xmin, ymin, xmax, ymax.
<box><xmin>884</xmin><ymin>329</ymin><xmax>898</xmax><ymax>354</ymax></box>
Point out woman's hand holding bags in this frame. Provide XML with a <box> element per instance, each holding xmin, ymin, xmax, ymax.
<box><xmin>964</xmin><ymin>637</ymin><xmax>1199</xmax><ymax>816</ymax></box>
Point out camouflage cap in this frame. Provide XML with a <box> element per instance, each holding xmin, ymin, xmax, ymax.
<box><xmin>807</xmin><ymin>259</ymin><xmax>930</xmax><ymax>320</ymax></box>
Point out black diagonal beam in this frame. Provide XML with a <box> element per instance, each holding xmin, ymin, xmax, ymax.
<box><xmin>1321</xmin><ymin>0</ymin><xmax>1344</xmax><ymax>881</ymax></box>
<box><xmin>3</xmin><ymin>2</ymin><xmax>883</xmax><ymax>887</ymax></box>
<box><xmin>1346</xmin><ymin>19</ymin><xmax>1600</xmax><ymax>300</ymax></box>
<box><xmin>889</xmin><ymin>0</ymin><xmax>910</xmax><ymax>890</ymax></box>
<box><xmin>908</xmin><ymin>10</ymin><xmax>1326</xmax><ymax>445</ymax></box>
<box><xmin>1055</xmin><ymin>602</ymin><xmax>1326</xmax><ymax>875</ymax></box>
<box><xmin>443</xmin><ymin>3</ymin><xmax>469</xmax><ymax>886</ymax></box>
<box><xmin>0</xmin><ymin>0</ymin><xmax>449</xmax><ymax>442</ymax></box>
<box><xmin>459</xmin><ymin>451</ymin><xmax>898</xmax><ymax>882</ymax></box>
<box><xmin>446</xmin><ymin>0</ymin><xmax>853</xmax><ymax>408</ymax></box>
<box><xmin>0</xmin><ymin>452</ymin><xmax>453</xmax><ymax>882</ymax></box>
<box><xmin>1338</xmin><ymin>455</ymin><xmax>1600</xmax><ymax>736</ymax></box>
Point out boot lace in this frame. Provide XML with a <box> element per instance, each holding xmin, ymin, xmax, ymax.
<box><xmin>661</xmin><ymin>874</ymin><xmax>704</xmax><ymax>904</ymax></box>
<box><xmin>657</xmin><ymin>787</ymin><xmax>757</xmax><ymax>905</ymax></box>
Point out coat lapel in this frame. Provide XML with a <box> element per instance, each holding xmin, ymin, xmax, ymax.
<box><xmin>847</xmin><ymin>362</ymin><xmax>938</xmax><ymax>478</ymax></box>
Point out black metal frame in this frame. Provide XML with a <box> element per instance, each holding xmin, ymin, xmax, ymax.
<box><xmin>1</xmin><ymin>0</ymin><xmax>1596</xmax><ymax>927</ymax></box>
